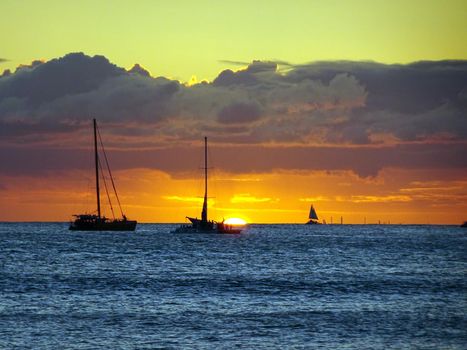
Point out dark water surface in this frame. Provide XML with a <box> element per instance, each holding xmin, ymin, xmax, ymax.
<box><xmin>0</xmin><ymin>223</ymin><xmax>466</xmax><ymax>349</ymax></box>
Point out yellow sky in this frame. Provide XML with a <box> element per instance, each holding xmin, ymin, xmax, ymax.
<box><xmin>1</xmin><ymin>0</ymin><xmax>466</xmax><ymax>81</ymax></box>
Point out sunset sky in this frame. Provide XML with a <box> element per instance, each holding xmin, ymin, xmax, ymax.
<box><xmin>1</xmin><ymin>0</ymin><xmax>466</xmax><ymax>223</ymax></box>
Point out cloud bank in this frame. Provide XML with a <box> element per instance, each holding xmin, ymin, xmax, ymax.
<box><xmin>1</xmin><ymin>53</ymin><xmax>466</xmax><ymax>177</ymax></box>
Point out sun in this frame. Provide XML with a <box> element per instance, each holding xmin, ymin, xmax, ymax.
<box><xmin>224</xmin><ymin>217</ymin><xmax>247</xmax><ymax>226</ymax></box>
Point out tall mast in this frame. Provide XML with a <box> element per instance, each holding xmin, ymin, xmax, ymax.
<box><xmin>93</xmin><ymin>119</ymin><xmax>101</xmax><ymax>218</ymax></box>
<box><xmin>201</xmin><ymin>136</ymin><xmax>208</xmax><ymax>222</ymax></box>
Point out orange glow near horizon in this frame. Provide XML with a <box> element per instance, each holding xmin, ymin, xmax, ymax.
<box><xmin>1</xmin><ymin>167</ymin><xmax>466</xmax><ymax>224</ymax></box>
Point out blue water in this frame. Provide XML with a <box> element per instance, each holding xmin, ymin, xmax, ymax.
<box><xmin>0</xmin><ymin>223</ymin><xmax>466</xmax><ymax>349</ymax></box>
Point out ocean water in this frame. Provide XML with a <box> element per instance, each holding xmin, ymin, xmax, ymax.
<box><xmin>0</xmin><ymin>223</ymin><xmax>466</xmax><ymax>349</ymax></box>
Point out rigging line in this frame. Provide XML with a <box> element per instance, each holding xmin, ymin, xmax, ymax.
<box><xmin>98</xmin><ymin>156</ymin><xmax>115</xmax><ymax>219</ymax></box>
<box><xmin>96</xmin><ymin>125</ymin><xmax>125</xmax><ymax>217</ymax></box>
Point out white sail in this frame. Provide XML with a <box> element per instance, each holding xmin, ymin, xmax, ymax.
<box><xmin>309</xmin><ymin>205</ymin><xmax>319</xmax><ymax>220</ymax></box>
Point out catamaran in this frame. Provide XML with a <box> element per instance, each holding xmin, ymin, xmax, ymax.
<box><xmin>306</xmin><ymin>204</ymin><xmax>321</xmax><ymax>225</ymax></box>
<box><xmin>69</xmin><ymin>119</ymin><xmax>137</xmax><ymax>231</ymax></box>
<box><xmin>173</xmin><ymin>137</ymin><xmax>242</xmax><ymax>234</ymax></box>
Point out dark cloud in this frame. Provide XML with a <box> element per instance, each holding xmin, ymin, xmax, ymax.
<box><xmin>0</xmin><ymin>53</ymin><xmax>180</xmax><ymax>137</ymax></box>
<box><xmin>1</xmin><ymin>143</ymin><xmax>466</xmax><ymax>178</ymax></box>
<box><xmin>213</xmin><ymin>68</ymin><xmax>259</xmax><ymax>86</ymax></box>
<box><xmin>0</xmin><ymin>58</ymin><xmax>8</xmax><ymax>63</ymax></box>
<box><xmin>15</xmin><ymin>60</ymin><xmax>44</xmax><ymax>72</ymax></box>
<box><xmin>217</xmin><ymin>101</ymin><xmax>263</xmax><ymax>124</ymax></box>
<box><xmin>128</xmin><ymin>63</ymin><xmax>151</xmax><ymax>77</ymax></box>
<box><xmin>245</xmin><ymin>60</ymin><xmax>277</xmax><ymax>74</ymax></box>
<box><xmin>0</xmin><ymin>119</ymin><xmax>78</xmax><ymax>137</ymax></box>
<box><xmin>218</xmin><ymin>60</ymin><xmax>250</xmax><ymax>66</ymax></box>
<box><xmin>0</xmin><ymin>53</ymin><xmax>466</xmax><ymax>156</ymax></box>
<box><xmin>278</xmin><ymin>60</ymin><xmax>467</xmax><ymax>143</ymax></box>
<box><xmin>0</xmin><ymin>53</ymin><xmax>123</xmax><ymax>106</ymax></box>
<box><xmin>212</xmin><ymin>60</ymin><xmax>278</xmax><ymax>86</ymax></box>
<box><xmin>286</xmin><ymin>60</ymin><xmax>467</xmax><ymax>114</ymax></box>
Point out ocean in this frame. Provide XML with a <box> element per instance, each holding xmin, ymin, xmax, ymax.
<box><xmin>0</xmin><ymin>223</ymin><xmax>466</xmax><ymax>349</ymax></box>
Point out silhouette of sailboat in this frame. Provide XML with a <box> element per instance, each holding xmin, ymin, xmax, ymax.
<box><xmin>69</xmin><ymin>119</ymin><xmax>137</xmax><ymax>231</ymax></box>
<box><xmin>306</xmin><ymin>204</ymin><xmax>321</xmax><ymax>225</ymax></box>
<box><xmin>173</xmin><ymin>137</ymin><xmax>242</xmax><ymax>234</ymax></box>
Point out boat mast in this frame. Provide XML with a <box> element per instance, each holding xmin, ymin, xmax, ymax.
<box><xmin>201</xmin><ymin>136</ymin><xmax>208</xmax><ymax>222</ymax></box>
<box><xmin>93</xmin><ymin>118</ymin><xmax>101</xmax><ymax>218</ymax></box>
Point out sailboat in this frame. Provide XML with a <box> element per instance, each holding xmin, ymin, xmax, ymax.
<box><xmin>69</xmin><ymin>119</ymin><xmax>137</xmax><ymax>231</ymax></box>
<box><xmin>173</xmin><ymin>137</ymin><xmax>242</xmax><ymax>234</ymax></box>
<box><xmin>306</xmin><ymin>204</ymin><xmax>321</xmax><ymax>225</ymax></box>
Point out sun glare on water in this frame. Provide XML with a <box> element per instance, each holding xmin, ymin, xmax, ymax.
<box><xmin>224</xmin><ymin>218</ymin><xmax>247</xmax><ymax>226</ymax></box>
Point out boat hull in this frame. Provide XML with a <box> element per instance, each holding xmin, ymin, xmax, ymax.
<box><xmin>173</xmin><ymin>226</ymin><xmax>242</xmax><ymax>234</ymax></box>
<box><xmin>173</xmin><ymin>219</ymin><xmax>242</xmax><ymax>234</ymax></box>
<box><xmin>306</xmin><ymin>220</ymin><xmax>321</xmax><ymax>225</ymax></box>
<box><xmin>69</xmin><ymin>218</ymin><xmax>137</xmax><ymax>231</ymax></box>
<box><xmin>217</xmin><ymin>222</ymin><xmax>242</xmax><ymax>234</ymax></box>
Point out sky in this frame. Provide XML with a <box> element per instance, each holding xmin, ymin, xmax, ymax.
<box><xmin>1</xmin><ymin>0</ymin><xmax>467</xmax><ymax>223</ymax></box>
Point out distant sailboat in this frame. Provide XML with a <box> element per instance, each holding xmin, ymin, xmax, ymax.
<box><xmin>69</xmin><ymin>119</ymin><xmax>137</xmax><ymax>231</ymax></box>
<box><xmin>173</xmin><ymin>137</ymin><xmax>242</xmax><ymax>234</ymax></box>
<box><xmin>306</xmin><ymin>204</ymin><xmax>321</xmax><ymax>225</ymax></box>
